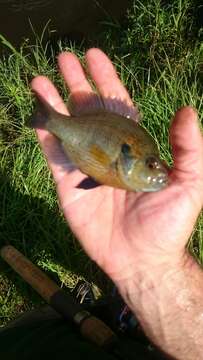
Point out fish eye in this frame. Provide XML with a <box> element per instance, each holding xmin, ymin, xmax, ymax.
<box><xmin>145</xmin><ymin>156</ymin><xmax>159</xmax><ymax>169</ymax></box>
<box><xmin>121</xmin><ymin>143</ymin><xmax>131</xmax><ymax>155</ymax></box>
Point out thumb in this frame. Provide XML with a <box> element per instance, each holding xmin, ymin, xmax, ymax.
<box><xmin>170</xmin><ymin>106</ymin><xmax>203</xmax><ymax>183</ymax></box>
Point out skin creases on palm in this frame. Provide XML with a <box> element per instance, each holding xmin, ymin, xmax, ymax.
<box><xmin>31</xmin><ymin>48</ymin><xmax>203</xmax><ymax>283</ymax></box>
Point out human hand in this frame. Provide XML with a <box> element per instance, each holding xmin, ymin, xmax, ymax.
<box><xmin>31</xmin><ymin>49</ymin><xmax>203</xmax><ymax>287</ymax></box>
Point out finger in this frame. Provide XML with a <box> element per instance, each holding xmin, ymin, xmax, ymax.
<box><xmin>170</xmin><ymin>106</ymin><xmax>203</xmax><ymax>182</ymax></box>
<box><xmin>85</xmin><ymin>48</ymin><xmax>134</xmax><ymax>106</ymax></box>
<box><xmin>31</xmin><ymin>76</ymin><xmax>70</xmax><ymax>182</ymax></box>
<box><xmin>58</xmin><ymin>52</ymin><xmax>93</xmax><ymax>94</ymax></box>
<box><xmin>31</xmin><ymin>75</ymin><xmax>69</xmax><ymax>115</ymax></box>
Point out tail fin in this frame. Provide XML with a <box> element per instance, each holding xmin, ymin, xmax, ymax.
<box><xmin>29</xmin><ymin>93</ymin><xmax>56</xmax><ymax>130</ymax></box>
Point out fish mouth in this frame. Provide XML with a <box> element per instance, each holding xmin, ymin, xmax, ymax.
<box><xmin>149</xmin><ymin>172</ymin><xmax>168</xmax><ymax>189</ymax></box>
<box><xmin>138</xmin><ymin>172</ymin><xmax>168</xmax><ymax>192</ymax></box>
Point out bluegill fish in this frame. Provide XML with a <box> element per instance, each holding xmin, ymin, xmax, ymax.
<box><xmin>30</xmin><ymin>93</ymin><xmax>168</xmax><ymax>192</ymax></box>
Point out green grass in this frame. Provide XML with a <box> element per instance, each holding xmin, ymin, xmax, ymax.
<box><xmin>0</xmin><ymin>0</ymin><xmax>202</xmax><ymax>325</ymax></box>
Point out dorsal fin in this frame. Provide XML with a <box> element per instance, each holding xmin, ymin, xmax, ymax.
<box><xmin>68</xmin><ymin>91</ymin><xmax>141</xmax><ymax>122</ymax></box>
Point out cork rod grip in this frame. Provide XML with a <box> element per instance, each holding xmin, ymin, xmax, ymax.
<box><xmin>1</xmin><ymin>245</ymin><xmax>59</xmax><ymax>303</ymax></box>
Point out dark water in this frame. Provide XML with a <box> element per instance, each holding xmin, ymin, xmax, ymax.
<box><xmin>0</xmin><ymin>0</ymin><xmax>131</xmax><ymax>48</ymax></box>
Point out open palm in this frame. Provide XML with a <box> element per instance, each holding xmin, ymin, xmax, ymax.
<box><xmin>31</xmin><ymin>49</ymin><xmax>203</xmax><ymax>284</ymax></box>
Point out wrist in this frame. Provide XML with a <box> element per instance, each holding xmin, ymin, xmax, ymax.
<box><xmin>115</xmin><ymin>250</ymin><xmax>192</xmax><ymax>301</ymax></box>
<box><xmin>116</xmin><ymin>252</ymin><xmax>203</xmax><ymax>359</ymax></box>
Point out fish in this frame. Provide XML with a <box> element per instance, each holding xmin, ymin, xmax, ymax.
<box><xmin>30</xmin><ymin>92</ymin><xmax>168</xmax><ymax>192</ymax></box>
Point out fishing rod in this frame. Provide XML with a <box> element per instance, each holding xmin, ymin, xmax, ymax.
<box><xmin>1</xmin><ymin>245</ymin><xmax>168</xmax><ymax>360</ymax></box>
<box><xmin>0</xmin><ymin>245</ymin><xmax>117</xmax><ymax>349</ymax></box>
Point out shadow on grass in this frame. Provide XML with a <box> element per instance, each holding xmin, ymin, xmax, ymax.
<box><xmin>0</xmin><ymin>170</ymin><xmax>111</xmax><ymax>324</ymax></box>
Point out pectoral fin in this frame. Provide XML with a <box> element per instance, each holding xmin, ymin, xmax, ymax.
<box><xmin>89</xmin><ymin>144</ymin><xmax>111</xmax><ymax>167</ymax></box>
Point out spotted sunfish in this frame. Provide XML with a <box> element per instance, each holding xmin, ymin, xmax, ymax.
<box><xmin>30</xmin><ymin>93</ymin><xmax>168</xmax><ymax>192</ymax></box>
